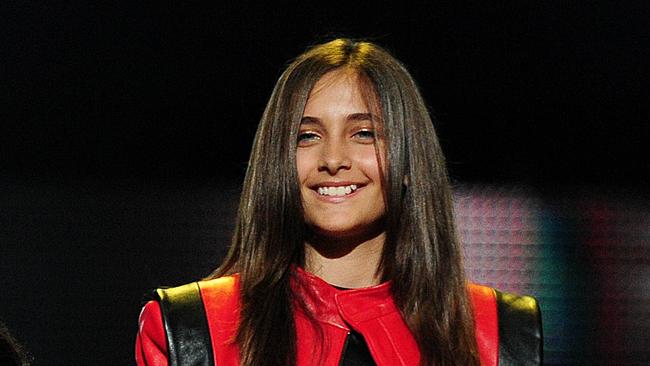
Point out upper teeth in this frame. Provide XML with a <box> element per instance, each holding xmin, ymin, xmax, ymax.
<box><xmin>318</xmin><ymin>185</ymin><xmax>358</xmax><ymax>196</ymax></box>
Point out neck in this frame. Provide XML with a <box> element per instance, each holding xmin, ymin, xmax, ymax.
<box><xmin>304</xmin><ymin>231</ymin><xmax>385</xmax><ymax>288</ymax></box>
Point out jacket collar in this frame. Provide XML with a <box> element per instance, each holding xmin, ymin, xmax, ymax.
<box><xmin>290</xmin><ymin>266</ymin><xmax>400</xmax><ymax>329</ymax></box>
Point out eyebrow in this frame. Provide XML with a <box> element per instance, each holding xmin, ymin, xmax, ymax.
<box><xmin>300</xmin><ymin>113</ymin><xmax>376</xmax><ymax>125</ymax></box>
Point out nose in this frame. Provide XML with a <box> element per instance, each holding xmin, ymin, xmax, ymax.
<box><xmin>318</xmin><ymin>138</ymin><xmax>351</xmax><ymax>174</ymax></box>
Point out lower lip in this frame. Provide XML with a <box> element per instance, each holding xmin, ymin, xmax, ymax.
<box><xmin>311</xmin><ymin>186</ymin><xmax>364</xmax><ymax>203</ymax></box>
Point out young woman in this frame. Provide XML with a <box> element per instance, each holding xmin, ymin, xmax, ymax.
<box><xmin>135</xmin><ymin>38</ymin><xmax>542</xmax><ymax>366</ymax></box>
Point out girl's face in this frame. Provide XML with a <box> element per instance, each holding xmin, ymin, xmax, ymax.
<box><xmin>296</xmin><ymin>69</ymin><xmax>386</xmax><ymax>240</ymax></box>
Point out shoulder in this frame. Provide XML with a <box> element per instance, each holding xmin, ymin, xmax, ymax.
<box><xmin>492</xmin><ymin>288</ymin><xmax>543</xmax><ymax>366</ymax></box>
<box><xmin>468</xmin><ymin>283</ymin><xmax>543</xmax><ymax>366</ymax></box>
<box><xmin>195</xmin><ymin>275</ymin><xmax>240</xmax><ymax>307</ymax></box>
<box><xmin>467</xmin><ymin>283</ymin><xmax>541</xmax><ymax>324</ymax></box>
<box><xmin>135</xmin><ymin>275</ymin><xmax>241</xmax><ymax>365</ymax></box>
<box><xmin>152</xmin><ymin>275</ymin><xmax>240</xmax><ymax>309</ymax></box>
<box><xmin>467</xmin><ymin>284</ymin><xmax>541</xmax><ymax>322</ymax></box>
<box><xmin>152</xmin><ymin>275</ymin><xmax>241</xmax><ymax>329</ymax></box>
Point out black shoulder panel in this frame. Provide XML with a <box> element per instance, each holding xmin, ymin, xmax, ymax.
<box><xmin>155</xmin><ymin>282</ymin><xmax>215</xmax><ymax>366</ymax></box>
<box><xmin>495</xmin><ymin>290</ymin><xmax>543</xmax><ymax>366</ymax></box>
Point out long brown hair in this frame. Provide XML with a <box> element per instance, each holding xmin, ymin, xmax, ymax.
<box><xmin>210</xmin><ymin>38</ymin><xmax>479</xmax><ymax>366</ymax></box>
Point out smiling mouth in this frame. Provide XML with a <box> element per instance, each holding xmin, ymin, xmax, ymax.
<box><xmin>317</xmin><ymin>184</ymin><xmax>358</xmax><ymax>197</ymax></box>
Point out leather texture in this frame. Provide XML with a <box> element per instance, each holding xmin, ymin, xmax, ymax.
<box><xmin>155</xmin><ymin>283</ymin><xmax>215</xmax><ymax>366</ymax></box>
<box><xmin>495</xmin><ymin>290</ymin><xmax>543</xmax><ymax>366</ymax></box>
<box><xmin>136</xmin><ymin>268</ymin><xmax>540</xmax><ymax>366</ymax></box>
<box><xmin>290</xmin><ymin>267</ymin><xmax>420</xmax><ymax>366</ymax></box>
<box><xmin>468</xmin><ymin>283</ymin><xmax>499</xmax><ymax>365</ymax></box>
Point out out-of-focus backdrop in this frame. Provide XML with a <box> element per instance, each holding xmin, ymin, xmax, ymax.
<box><xmin>3</xmin><ymin>2</ymin><xmax>648</xmax><ymax>365</ymax></box>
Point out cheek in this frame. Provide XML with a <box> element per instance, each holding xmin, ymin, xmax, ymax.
<box><xmin>295</xmin><ymin>149</ymin><xmax>311</xmax><ymax>184</ymax></box>
<box><xmin>358</xmin><ymin>150</ymin><xmax>383</xmax><ymax>180</ymax></box>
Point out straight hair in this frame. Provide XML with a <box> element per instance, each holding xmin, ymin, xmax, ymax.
<box><xmin>210</xmin><ymin>38</ymin><xmax>480</xmax><ymax>366</ymax></box>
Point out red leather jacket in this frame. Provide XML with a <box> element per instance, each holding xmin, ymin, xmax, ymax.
<box><xmin>136</xmin><ymin>268</ymin><xmax>518</xmax><ymax>366</ymax></box>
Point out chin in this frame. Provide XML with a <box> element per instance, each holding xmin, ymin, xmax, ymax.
<box><xmin>308</xmin><ymin>221</ymin><xmax>384</xmax><ymax>242</ymax></box>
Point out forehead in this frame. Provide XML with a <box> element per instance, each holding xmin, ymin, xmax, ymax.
<box><xmin>304</xmin><ymin>69</ymin><xmax>379</xmax><ymax>116</ymax></box>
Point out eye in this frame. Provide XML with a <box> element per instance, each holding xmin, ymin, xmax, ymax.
<box><xmin>353</xmin><ymin>129</ymin><xmax>376</xmax><ymax>142</ymax></box>
<box><xmin>297</xmin><ymin>131</ymin><xmax>320</xmax><ymax>145</ymax></box>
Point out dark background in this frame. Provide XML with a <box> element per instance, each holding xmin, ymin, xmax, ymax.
<box><xmin>2</xmin><ymin>2</ymin><xmax>649</xmax><ymax>365</ymax></box>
